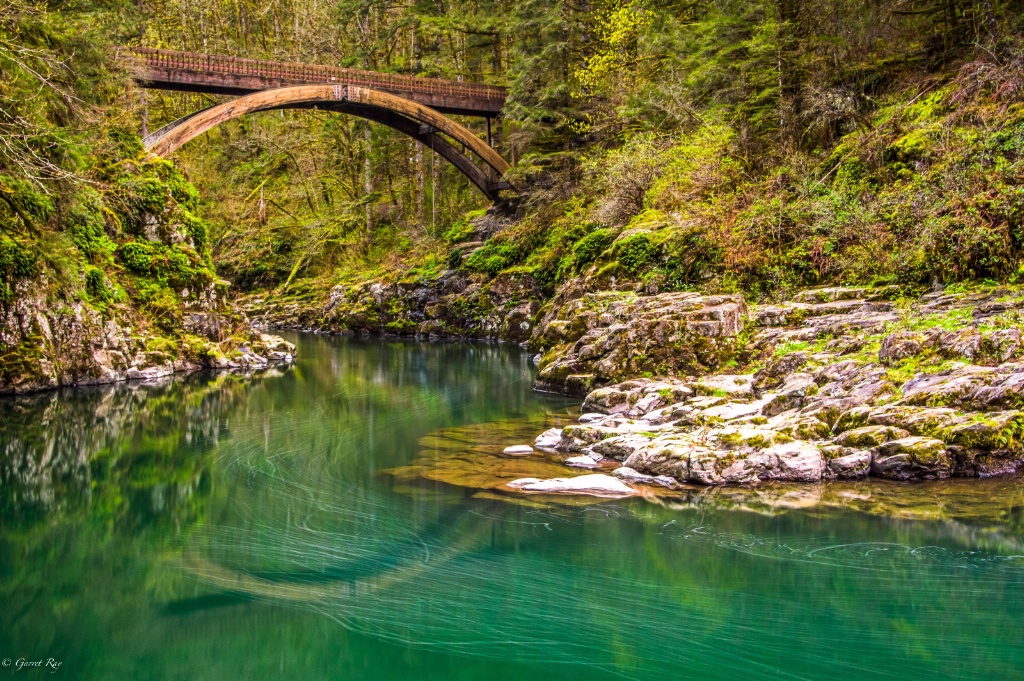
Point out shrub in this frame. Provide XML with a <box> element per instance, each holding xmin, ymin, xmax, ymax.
<box><xmin>84</xmin><ymin>266</ymin><xmax>111</xmax><ymax>303</ymax></box>
<box><xmin>614</xmin><ymin>233</ymin><xmax>659</xmax><ymax>275</ymax></box>
<box><xmin>572</xmin><ymin>228</ymin><xmax>615</xmax><ymax>265</ymax></box>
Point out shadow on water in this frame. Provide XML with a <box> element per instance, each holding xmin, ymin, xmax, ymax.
<box><xmin>2</xmin><ymin>334</ymin><xmax>1024</xmax><ymax>680</ymax></box>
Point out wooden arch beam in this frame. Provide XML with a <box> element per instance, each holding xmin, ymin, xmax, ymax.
<box><xmin>142</xmin><ymin>84</ymin><xmax>512</xmax><ymax>200</ymax></box>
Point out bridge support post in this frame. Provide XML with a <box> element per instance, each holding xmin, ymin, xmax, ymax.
<box><xmin>140</xmin><ymin>91</ymin><xmax>149</xmax><ymax>138</ymax></box>
<box><xmin>509</xmin><ymin>120</ymin><xmax>517</xmax><ymax>167</ymax></box>
<box><xmin>486</xmin><ymin>117</ymin><xmax>493</xmax><ymax>181</ymax></box>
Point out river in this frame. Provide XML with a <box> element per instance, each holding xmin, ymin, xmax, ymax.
<box><xmin>2</xmin><ymin>333</ymin><xmax>1023</xmax><ymax>680</ymax></box>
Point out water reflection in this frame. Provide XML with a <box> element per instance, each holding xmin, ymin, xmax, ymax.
<box><xmin>0</xmin><ymin>371</ymin><xmax>261</xmax><ymax>524</ymax></box>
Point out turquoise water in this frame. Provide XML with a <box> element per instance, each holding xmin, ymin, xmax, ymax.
<box><xmin>2</xmin><ymin>333</ymin><xmax>1024</xmax><ymax>680</ymax></box>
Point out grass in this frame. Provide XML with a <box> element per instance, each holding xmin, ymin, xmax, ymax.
<box><xmin>774</xmin><ymin>340</ymin><xmax>810</xmax><ymax>356</ymax></box>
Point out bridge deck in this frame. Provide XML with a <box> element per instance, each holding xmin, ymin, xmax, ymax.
<box><xmin>121</xmin><ymin>47</ymin><xmax>506</xmax><ymax>117</ymax></box>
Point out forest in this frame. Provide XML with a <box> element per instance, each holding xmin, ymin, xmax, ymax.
<box><xmin>1</xmin><ymin>0</ymin><xmax>1023</xmax><ymax>362</ymax></box>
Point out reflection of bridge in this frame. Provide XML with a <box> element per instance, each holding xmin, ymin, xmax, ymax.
<box><xmin>120</xmin><ymin>47</ymin><xmax>514</xmax><ymax>200</ymax></box>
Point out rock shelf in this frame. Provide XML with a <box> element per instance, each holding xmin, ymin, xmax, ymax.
<box><xmin>530</xmin><ymin>286</ymin><xmax>1024</xmax><ymax>486</ymax></box>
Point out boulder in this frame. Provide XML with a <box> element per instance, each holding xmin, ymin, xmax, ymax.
<box><xmin>768</xmin><ymin>410</ymin><xmax>832</xmax><ymax>440</ymax></box>
<box><xmin>612</xmin><ymin>467</ymin><xmax>655</xmax><ymax>484</ymax></box>
<box><xmin>623</xmin><ymin>441</ymin><xmax>693</xmax><ymax>482</ymax></box>
<box><xmin>821</xmin><ymin>445</ymin><xmax>872</xmax><ymax>479</ymax></box>
<box><xmin>981</xmin><ymin>329</ymin><xmax>1022</xmax><ymax>363</ymax></box>
<box><xmin>532</xmin><ymin>292</ymin><xmax>747</xmax><ymax>394</ymax></box>
<box><xmin>871</xmin><ymin>437</ymin><xmax>950</xmax><ymax>480</ymax></box>
<box><xmin>833</xmin><ymin>405</ymin><xmax>958</xmax><ymax>437</ymax></box>
<box><xmin>972</xmin><ymin>370</ymin><xmax>1024</xmax><ymax>410</ymax></box>
<box><xmin>565</xmin><ymin>454</ymin><xmax>603</xmax><ymax>468</ymax></box>
<box><xmin>900</xmin><ymin>365</ymin><xmax>997</xmax><ymax>408</ymax></box>
<box><xmin>878</xmin><ymin>331</ymin><xmax>924</xmax><ymax>365</ymax></box>
<box><xmin>557</xmin><ymin>425</ymin><xmax>619</xmax><ymax>451</ymax></box>
<box><xmin>929</xmin><ymin>327</ymin><xmax>982</xmax><ymax>360</ymax></box>
<box><xmin>688</xmin><ymin>440</ymin><xmax>824</xmax><ymax>484</ymax></box>
<box><xmin>653</xmin><ymin>475</ymin><xmax>679</xmax><ymax>489</ymax></box>
<box><xmin>948</xmin><ymin>447</ymin><xmax>1024</xmax><ymax>478</ymax></box>
<box><xmin>761</xmin><ymin>441</ymin><xmax>826</xmax><ymax>482</ymax></box>
<box><xmin>936</xmin><ymin>411</ymin><xmax>1024</xmax><ymax>451</ymax></box>
<box><xmin>696</xmin><ymin>374</ymin><xmax>755</xmax><ymax>399</ymax></box>
<box><xmin>833</xmin><ymin>425</ymin><xmax>910</xmax><ymax>448</ymax></box>
<box><xmin>628</xmin><ymin>392</ymin><xmax>666</xmax><ymax>417</ymax></box>
<box><xmin>700</xmin><ymin>398</ymin><xmax>770</xmax><ymax>421</ymax></box>
<box><xmin>582</xmin><ymin>387</ymin><xmax>632</xmax><ymax>415</ymax></box>
<box><xmin>762</xmin><ymin>373</ymin><xmax>816</xmax><ymax>417</ymax></box>
<box><xmin>534</xmin><ymin>428</ymin><xmax>563</xmax><ymax>450</ymax></box>
<box><xmin>591</xmin><ymin>434</ymin><xmax>652</xmax><ymax>460</ymax></box>
<box><xmin>753</xmin><ymin>351</ymin><xmax>809</xmax><ymax>391</ymax></box>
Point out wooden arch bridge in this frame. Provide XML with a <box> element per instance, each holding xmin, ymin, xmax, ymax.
<box><xmin>120</xmin><ymin>47</ymin><xmax>514</xmax><ymax>200</ymax></box>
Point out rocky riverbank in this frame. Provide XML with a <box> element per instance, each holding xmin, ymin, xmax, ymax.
<box><xmin>0</xmin><ymin>275</ymin><xmax>296</xmax><ymax>394</ymax></box>
<box><xmin>518</xmin><ymin>285</ymin><xmax>1024</xmax><ymax>489</ymax></box>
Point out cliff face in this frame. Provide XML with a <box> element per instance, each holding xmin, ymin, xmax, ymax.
<box><xmin>0</xmin><ymin>138</ymin><xmax>299</xmax><ymax>395</ymax></box>
<box><xmin>0</xmin><ymin>273</ymin><xmax>293</xmax><ymax>394</ymax></box>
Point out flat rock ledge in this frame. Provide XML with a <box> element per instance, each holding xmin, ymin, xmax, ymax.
<box><xmin>507</xmin><ymin>474</ymin><xmax>639</xmax><ymax>497</ymax></box>
<box><xmin>528</xmin><ymin>285</ymin><xmax>1024</xmax><ymax>486</ymax></box>
<box><xmin>532</xmin><ymin>291</ymin><xmax>747</xmax><ymax>396</ymax></box>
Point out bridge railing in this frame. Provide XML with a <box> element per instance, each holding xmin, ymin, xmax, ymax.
<box><xmin>122</xmin><ymin>47</ymin><xmax>506</xmax><ymax>105</ymax></box>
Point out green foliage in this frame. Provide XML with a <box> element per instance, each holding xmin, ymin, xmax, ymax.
<box><xmin>180</xmin><ymin>209</ymin><xmax>211</xmax><ymax>258</ymax></box>
<box><xmin>67</xmin><ymin>188</ymin><xmax>116</xmax><ymax>261</ymax></box>
<box><xmin>464</xmin><ymin>221</ymin><xmax>548</xmax><ymax>276</ymax></box>
<box><xmin>0</xmin><ymin>175</ymin><xmax>55</xmax><ymax>226</ymax></box>
<box><xmin>443</xmin><ymin>209</ymin><xmax>486</xmax><ymax>244</ymax></box>
<box><xmin>84</xmin><ymin>265</ymin><xmax>111</xmax><ymax>303</ymax></box>
<box><xmin>572</xmin><ymin>228</ymin><xmax>615</xmax><ymax>264</ymax></box>
<box><xmin>614</xmin><ymin>232</ymin><xmax>658</xmax><ymax>275</ymax></box>
<box><xmin>0</xmin><ymin>236</ymin><xmax>40</xmax><ymax>302</ymax></box>
<box><xmin>118</xmin><ymin>241</ymin><xmax>155</xmax><ymax>274</ymax></box>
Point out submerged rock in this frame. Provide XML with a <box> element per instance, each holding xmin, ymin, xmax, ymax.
<box><xmin>503</xmin><ymin>445</ymin><xmax>535</xmax><ymax>455</ymax></box>
<box><xmin>565</xmin><ymin>453</ymin><xmax>603</xmax><ymax>468</ymax></box>
<box><xmin>506</xmin><ymin>474</ymin><xmax>638</xmax><ymax>497</ymax></box>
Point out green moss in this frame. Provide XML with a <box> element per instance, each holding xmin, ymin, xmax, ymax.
<box><xmin>0</xmin><ymin>174</ymin><xmax>55</xmax><ymax>225</ymax></box>
<box><xmin>145</xmin><ymin>336</ymin><xmax>180</xmax><ymax>354</ymax></box>
<box><xmin>614</xmin><ymin>232</ymin><xmax>659</xmax><ymax>275</ymax></box>
<box><xmin>571</xmin><ymin>228</ymin><xmax>615</xmax><ymax>266</ymax></box>
<box><xmin>0</xmin><ymin>236</ymin><xmax>40</xmax><ymax>303</ymax></box>
<box><xmin>84</xmin><ymin>266</ymin><xmax>111</xmax><ymax>304</ymax></box>
<box><xmin>745</xmin><ymin>434</ymin><xmax>772</xmax><ymax>449</ymax></box>
<box><xmin>179</xmin><ymin>209</ymin><xmax>211</xmax><ymax>258</ymax></box>
<box><xmin>118</xmin><ymin>241</ymin><xmax>155</xmax><ymax>274</ymax></box>
<box><xmin>442</xmin><ymin>209</ymin><xmax>485</xmax><ymax>244</ymax></box>
<box><xmin>718</xmin><ymin>432</ymin><xmax>743</xmax><ymax>447</ymax></box>
<box><xmin>67</xmin><ymin>187</ymin><xmax>116</xmax><ymax>261</ymax></box>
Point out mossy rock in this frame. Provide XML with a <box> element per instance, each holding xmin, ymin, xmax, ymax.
<box><xmin>833</xmin><ymin>425</ymin><xmax>910</xmax><ymax>448</ymax></box>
